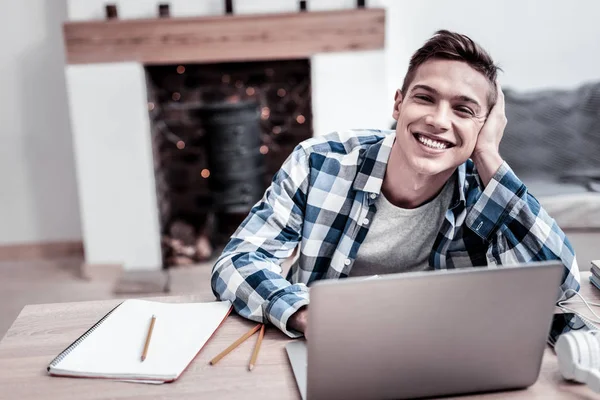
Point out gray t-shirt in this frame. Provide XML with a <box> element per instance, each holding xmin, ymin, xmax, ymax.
<box><xmin>349</xmin><ymin>176</ymin><xmax>455</xmax><ymax>277</ymax></box>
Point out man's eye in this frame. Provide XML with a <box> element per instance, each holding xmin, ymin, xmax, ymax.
<box><xmin>456</xmin><ymin>107</ymin><xmax>474</xmax><ymax>116</ymax></box>
<box><xmin>415</xmin><ymin>95</ymin><xmax>432</xmax><ymax>102</ymax></box>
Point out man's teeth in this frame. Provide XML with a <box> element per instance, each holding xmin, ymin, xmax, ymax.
<box><xmin>416</xmin><ymin>134</ymin><xmax>449</xmax><ymax>150</ymax></box>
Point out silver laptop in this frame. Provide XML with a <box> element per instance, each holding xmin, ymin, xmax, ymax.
<box><xmin>286</xmin><ymin>261</ymin><xmax>564</xmax><ymax>400</ymax></box>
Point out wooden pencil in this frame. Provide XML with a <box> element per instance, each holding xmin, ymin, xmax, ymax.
<box><xmin>209</xmin><ymin>323</ymin><xmax>262</xmax><ymax>365</ymax></box>
<box><xmin>248</xmin><ymin>324</ymin><xmax>265</xmax><ymax>371</ymax></box>
<box><xmin>141</xmin><ymin>314</ymin><xmax>156</xmax><ymax>362</ymax></box>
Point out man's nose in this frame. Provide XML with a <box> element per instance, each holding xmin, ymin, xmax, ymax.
<box><xmin>425</xmin><ymin>104</ymin><xmax>451</xmax><ymax>131</ymax></box>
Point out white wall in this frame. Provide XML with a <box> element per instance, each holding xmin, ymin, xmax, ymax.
<box><xmin>0</xmin><ymin>0</ymin><xmax>81</xmax><ymax>245</ymax></box>
<box><xmin>384</xmin><ymin>0</ymin><xmax>600</xmax><ymax>107</ymax></box>
<box><xmin>68</xmin><ymin>0</ymin><xmax>380</xmax><ymax>20</ymax></box>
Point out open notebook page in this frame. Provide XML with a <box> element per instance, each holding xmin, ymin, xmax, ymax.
<box><xmin>48</xmin><ymin>299</ymin><xmax>231</xmax><ymax>382</ymax></box>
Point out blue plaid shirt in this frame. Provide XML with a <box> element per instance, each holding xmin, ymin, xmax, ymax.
<box><xmin>211</xmin><ymin>129</ymin><xmax>581</xmax><ymax>337</ymax></box>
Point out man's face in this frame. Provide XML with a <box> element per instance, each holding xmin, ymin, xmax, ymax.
<box><xmin>392</xmin><ymin>59</ymin><xmax>490</xmax><ymax>177</ymax></box>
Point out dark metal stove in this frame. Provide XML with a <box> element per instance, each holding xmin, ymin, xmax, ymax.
<box><xmin>194</xmin><ymin>101</ymin><xmax>266</xmax><ymax>214</ymax></box>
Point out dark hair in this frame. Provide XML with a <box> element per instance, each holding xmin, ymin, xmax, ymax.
<box><xmin>401</xmin><ymin>30</ymin><xmax>501</xmax><ymax>110</ymax></box>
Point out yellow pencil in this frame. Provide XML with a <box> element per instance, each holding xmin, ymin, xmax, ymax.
<box><xmin>141</xmin><ymin>315</ymin><xmax>156</xmax><ymax>362</ymax></box>
<box><xmin>209</xmin><ymin>323</ymin><xmax>262</xmax><ymax>365</ymax></box>
<box><xmin>248</xmin><ymin>324</ymin><xmax>265</xmax><ymax>371</ymax></box>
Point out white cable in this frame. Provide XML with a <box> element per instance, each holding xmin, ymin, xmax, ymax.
<box><xmin>556</xmin><ymin>288</ymin><xmax>600</xmax><ymax>329</ymax></box>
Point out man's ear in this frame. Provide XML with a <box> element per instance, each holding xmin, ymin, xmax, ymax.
<box><xmin>392</xmin><ymin>89</ymin><xmax>403</xmax><ymax>121</ymax></box>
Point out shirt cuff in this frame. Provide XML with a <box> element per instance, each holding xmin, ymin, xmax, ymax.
<box><xmin>265</xmin><ymin>287</ymin><xmax>310</xmax><ymax>338</ymax></box>
<box><xmin>466</xmin><ymin>162</ymin><xmax>526</xmax><ymax>241</ymax></box>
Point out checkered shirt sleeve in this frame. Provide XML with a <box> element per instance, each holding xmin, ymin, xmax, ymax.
<box><xmin>211</xmin><ymin>145</ymin><xmax>310</xmax><ymax>338</ymax></box>
<box><xmin>465</xmin><ymin>162</ymin><xmax>581</xmax><ymax>298</ymax></box>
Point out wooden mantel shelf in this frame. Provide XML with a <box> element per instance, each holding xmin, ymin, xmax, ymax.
<box><xmin>63</xmin><ymin>8</ymin><xmax>385</xmax><ymax>65</ymax></box>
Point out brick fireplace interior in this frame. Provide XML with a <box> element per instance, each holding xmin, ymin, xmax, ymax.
<box><xmin>145</xmin><ymin>60</ymin><xmax>312</xmax><ymax>267</ymax></box>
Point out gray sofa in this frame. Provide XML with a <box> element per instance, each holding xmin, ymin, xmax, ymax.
<box><xmin>501</xmin><ymin>82</ymin><xmax>600</xmax><ymax>271</ymax></box>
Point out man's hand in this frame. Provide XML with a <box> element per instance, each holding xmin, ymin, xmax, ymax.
<box><xmin>287</xmin><ymin>306</ymin><xmax>309</xmax><ymax>338</ymax></box>
<box><xmin>472</xmin><ymin>81</ymin><xmax>506</xmax><ymax>187</ymax></box>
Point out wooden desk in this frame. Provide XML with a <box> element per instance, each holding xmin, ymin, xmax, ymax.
<box><xmin>0</xmin><ymin>273</ymin><xmax>598</xmax><ymax>399</ymax></box>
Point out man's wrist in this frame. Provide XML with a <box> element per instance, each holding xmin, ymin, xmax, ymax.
<box><xmin>472</xmin><ymin>149</ymin><xmax>504</xmax><ymax>187</ymax></box>
<box><xmin>287</xmin><ymin>306</ymin><xmax>308</xmax><ymax>334</ymax></box>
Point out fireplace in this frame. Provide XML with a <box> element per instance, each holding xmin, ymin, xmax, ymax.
<box><xmin>63</xmin><ymin>5</ymin><xmax>386</xmax><ymax>271</ymax></box>
<box><xmin>145</xmin><ymin>60</ymin><xmax>312</xmax><ymax>267</ymax></box>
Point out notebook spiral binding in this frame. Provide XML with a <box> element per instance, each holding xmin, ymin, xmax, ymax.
<box><xmin>47</xmin><ymin>302</ymin><xmax>123</xmax><ymax>370</ymax></box>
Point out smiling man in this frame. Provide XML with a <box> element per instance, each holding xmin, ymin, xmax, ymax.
<box><xmin>211</xmin><ymin>30</ymin><xmax>581</xmax><ymax>337</ymax></box>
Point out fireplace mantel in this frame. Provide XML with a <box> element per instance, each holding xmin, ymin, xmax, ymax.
<box><xmin>63</xmin><ymin>8</ymin><xmax>385</xmax><ymax>65</ymax></box>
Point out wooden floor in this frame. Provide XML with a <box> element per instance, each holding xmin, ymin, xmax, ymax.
<box><xmin>0</xmin><ymin>257</ymin><xmax>214</xmax><ymax>338</ymax></box>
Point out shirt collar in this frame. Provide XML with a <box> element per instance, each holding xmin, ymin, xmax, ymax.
<box><xmin>352</xmin><ymin>131</ymin><xmax>395</xmax><ymax>194</ymax></box>
<box><xmin>352</xmin><ymin>130</ymin><xmax>468</xmax><ymax>210</ymax></box>
<box><xmin>450</xmin><ymin>162</ymin><xmax>467</xmax><ymax>210</ymax></box>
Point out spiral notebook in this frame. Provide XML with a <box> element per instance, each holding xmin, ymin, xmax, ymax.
<box><xmin>47</xmin><ymin>299</ymin><xmax>232</xmax><ymax>383</ymax></box>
